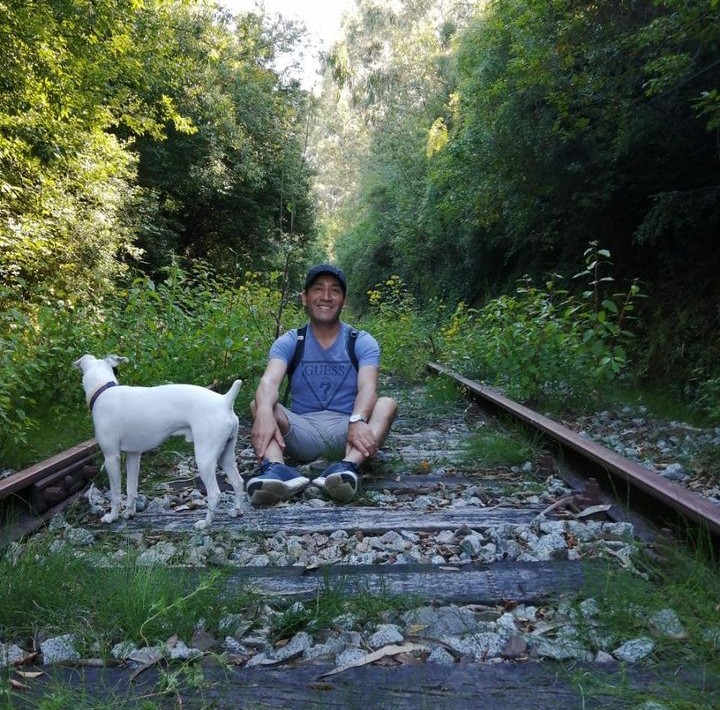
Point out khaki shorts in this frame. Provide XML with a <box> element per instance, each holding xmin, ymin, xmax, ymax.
<box><xmin>280</xmin><ymin>406</ymin><xmax>349</xmax><ymax>462</ymax></box>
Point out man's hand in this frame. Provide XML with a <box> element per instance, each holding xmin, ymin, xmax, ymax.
<box><xmin>347</xmin><ymin>420</ymin><xmax>378</xmax><ymax>458</ymax></box>
<box><xmin>251</xmin><ymin>407</ymin><xmax>285</xmax><ymax>461</ymax></box>
<box><xmin>251</xmin><ymin>358</ymin><xmax>288</xmax><ymax>461</ymax></box>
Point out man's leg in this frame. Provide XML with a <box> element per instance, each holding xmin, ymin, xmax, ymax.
<box><xmin>247</xmin><ymin>402</ymin><xmax>308</xmax><ymax>507</ymax></box>
<box><xmin>315</xmin><ymin>396</ymin><xmax>398</xmax><ymax>503</ymax></box>
<box><xmin>344</xmin><ymin>396</ymin><xmax>398</xmax><ymax>466</ymax></box>
<box><xmin>249</xmin><ymin>401</ymin><xmax>290</xmax><ymax>463</ymax></box>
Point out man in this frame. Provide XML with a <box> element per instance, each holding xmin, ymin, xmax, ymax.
<box><xmin>248</xmin><ymin>263</ymin><xmax>398</xmax><ymax>506</ymax></box>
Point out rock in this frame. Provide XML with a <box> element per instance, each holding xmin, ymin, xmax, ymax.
<box><xmin>41</xmin><ymin>634</ymin><xmax>81</xmax><ymax>664</ymax></box>
<box><xmin>368</xmin><ymin>624</ymin><xmax>404</xmax><ymax>649</ymax></box>
<box><xmin>612</xmin><ymin>637</ymin><xmax>655</xmax><ymax>663</ymax></box>
<box><xmin>0</xmin><ymin>643</ymin><xmax>25</xmax><ymax>668</ymax></box>
<box><xmin>648</xmin><ymin>608</ymin><xmax>687</xmax><ymax>640</ymax></box>
<box><xmin>427</xmin><ymin>646</ymin><xmax>456</xmax><ymax>665</ymax></box>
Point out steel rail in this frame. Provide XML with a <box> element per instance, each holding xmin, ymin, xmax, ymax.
<box><xmin>428</xmin><ymin>362</ymin><xmax>720</xmax><ymax>540</ymax></box>
<box><xmin>0</xmin><ymin>439</ymin><xmax>99</xmax><ymax>512</ymax></box>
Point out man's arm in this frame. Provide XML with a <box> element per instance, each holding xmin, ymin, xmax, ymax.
<box><xmin>346</xmin><ymin>364</ymin><xmax>380</xmax><ymax>458</ymax></box>
<box><xmin>251</xmin><ymin>358</ymin><xmax>288</xmax><ymax>461</ymax></box>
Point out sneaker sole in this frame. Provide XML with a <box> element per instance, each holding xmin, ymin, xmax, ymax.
<box><xmin>248</xmin><ymin>477</ymin><xmax>309</xmax><ymax>506</ymax></box>
<box><xmin>323</xmin><ymin>472</ymin><xmax>357</xmax><ymax>503</ymax></box>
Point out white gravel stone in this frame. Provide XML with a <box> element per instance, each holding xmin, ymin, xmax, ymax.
<box><xmin>648</xmin><ymin>609</ymin><xmax>686</xmax><ymax>639</ymax></box>
<box><xmin>335</xmin><ymin>646</ymin><xmax>368</xmax><ymax>667</ymax></box>
<box><xmin>0</xmin><ymin>643</ymin><xmax>25</xmax><ymax>668</ymax></box>
<box><xmin>368</xmin><ymin>624</ymin><xmax>404</xmax><ymax>649</ymax></box>
<box><xmin>41</xmin><ymin>634</ymin><xmax>81</xmax><ymax>664</ymax></box>
<box><xmin>427</xmin><ymin>647</ymin><xmax>456</xmax><ymax>665</ymax></box>
<box><xmin>612</xmin><ymin>637</ymin><xmax>655</xmax><ymax>663</ymax></box>
<box><xmin>445</xmin><ymin>632</ymin><xmax>505</xmax><ymax>661</ymax></box>
<box><xmin>137</xmin><ymin>541</ymin><xmax>177</xmax><ymax>565</ymax></box>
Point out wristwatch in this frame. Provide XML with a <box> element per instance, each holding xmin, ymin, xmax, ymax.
<box><xmin>349</xmin><ymin>413</ymin><xmax>367</xmax><ymax>424</ymax></box>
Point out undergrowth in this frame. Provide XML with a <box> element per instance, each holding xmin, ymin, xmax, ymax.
<box><xmin>0</xmin><ymin>533</ymin><xmax>248</xmax><ymax>654</ymax></box>
<box><xmin>2</xmin><ymin>244</ymin><xmax>718</xmax><ymax>470</ymax></box>
<box><xmin>573</xmin><ymin>533</ymin><xmax>720</xmax><ymax>709</ymax></box>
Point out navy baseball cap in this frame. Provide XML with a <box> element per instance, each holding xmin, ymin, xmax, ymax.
<box><xmin>304</xmin><ymin>263</ymin><xmax>347</xmax><ymax>293</ymax></box>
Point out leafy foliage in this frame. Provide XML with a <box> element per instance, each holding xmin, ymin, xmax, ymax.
<box><xmin>357</xmin><ymin>274</ymin><xmax>444</xmax><ymax>380</ymax></box>
<box><xmin>0</xmin><ymin>262</ymin><xmax>302</xmax><ymax>463</ymax></box>
<box><xmin>1</xmin><ymin>0</ymin><xmax>318</xmax><ymax>319</ymax></box>
<box><xmin>319</xmin><ymin>0</ymin><xmax>720</xmax><ymax>404</ymax></box>
<box><xmin>439</xmin><ymin>245</ymin><xmax>644</xmax><ymax>408</ymax></box>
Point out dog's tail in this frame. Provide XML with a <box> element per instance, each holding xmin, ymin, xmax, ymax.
<box><xmin>224</xmin><ymin>379</ymin><xmax>242</xmax><ymax>406</ymax></box>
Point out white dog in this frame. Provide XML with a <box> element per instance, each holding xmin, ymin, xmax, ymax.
<box><xmin>74</xmin><ymin>354</ymin><xmax>245</xmax><ymax>529</ymax></box>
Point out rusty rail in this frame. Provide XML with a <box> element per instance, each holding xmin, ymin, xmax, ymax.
<box><xmin>0</xmin><ymin>439</ymin><xmax>99</xmax><ymax>513</ymax></box>
<box><xmin>428</xmin><ymin>362</ymin><xmax>720</xmax><ymax>540</ymax></box>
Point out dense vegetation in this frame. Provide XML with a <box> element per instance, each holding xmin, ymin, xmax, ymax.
<box><xmin>319</xmin><ymin>0</ymin><xmax>720</xmax><ymax>388</ymax></box>
<box><xmin>2</xmin><ymin>0</ymin><xmax>720</xmax><ymax>465</ymax></box>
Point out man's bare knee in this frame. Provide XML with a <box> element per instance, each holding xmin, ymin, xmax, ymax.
<box><xmin>374</xmin><ymin>396</ymin><xmax>398</xmax><ymax>422</ymax></box>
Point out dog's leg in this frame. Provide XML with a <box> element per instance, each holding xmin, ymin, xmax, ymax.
<box><xmin>220</xmin><ymin>435</ymin><xmax>245</xmax><ymax>517</ymax></box>
<box><xmin>123</xmin><ymin>452</ymin><xmax>141</xmax><ymax>519</ymax></box>
<box><xmin>194</xmin><ymin>450</ymin><xmax>221</xmax><ymax>530</ymax></box>
<box><xmin>101</xmin><ymin>452</ymin><xmax>123</xmax><ymax>523</ymax></box>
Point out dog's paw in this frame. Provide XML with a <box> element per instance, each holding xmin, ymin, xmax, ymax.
<box><xmin>121</xmin><ymin>508</ymin><xmax>136</xmax><ymax>520</ymax></box>
<box><xmin>100</xmin><ymin>513</ymin><xmax>118</xmax><ymax>524</ymax></box>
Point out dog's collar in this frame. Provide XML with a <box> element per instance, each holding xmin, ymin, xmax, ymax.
<box><xmin>88</xmin><ymin>381</ymin><xmax>117</xmax><ymax>410</ymax></box>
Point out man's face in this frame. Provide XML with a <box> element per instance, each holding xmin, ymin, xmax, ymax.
<box><xmin>302</xmin><ymin>274</ymin><xmax>346</xmax><ymax>324</ymax></box>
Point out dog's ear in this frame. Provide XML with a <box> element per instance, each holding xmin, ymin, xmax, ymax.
<box><xmin>73</xmin><ymin>354</ymin><xmax>93</xmax><ymax>371</ymax></box>
<box><xmin>105</xmin><ymin>355</ymin><xmax>129</xmax><ymax>368</ymax></box>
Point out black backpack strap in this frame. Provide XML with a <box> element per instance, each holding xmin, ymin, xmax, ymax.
<box><xmin>346</xmin><ymin>327</ymin><xmax>359</xmax><ymax>371</ymax></box>
<box><xmin>282</xmin><ymin>325</ymin><xmax>359</xmax><ymax>406</ymax></box>
<box><xmin>282</xmin><ymin>325</ymin><xmax>307</xmax><ymax>406</ymax></box>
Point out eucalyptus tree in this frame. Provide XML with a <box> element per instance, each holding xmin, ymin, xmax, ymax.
<box><xmin>1</xmin><ymin>0</ymin><xmax>319</xmax><ymax>314</ymax></box>
<box><xmin>313</xmin><ymin>0</ymin><xmax>477</xmax><ymax>305</ymax></box>
<box><xmin>133</xmin><ymin>6</ymin><xmax>318</xmax><ymax>277</ymax></box>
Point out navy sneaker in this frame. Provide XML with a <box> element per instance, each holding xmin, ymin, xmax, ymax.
<box><xmin>247</xmin><ymin>461</ymin><xmax>309</xmax><ymax>507</ymax></box>
<box><xmin>313</xmin><ymin>461</ymin><xmax>360</xmax><ymax>503</ymax></box>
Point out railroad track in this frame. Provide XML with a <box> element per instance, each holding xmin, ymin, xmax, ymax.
<box><xmin>2</xmin><ymin>368</ymin><xmax>719</xmax><ymax>708</ymax></box>
<box><xmin>428</xmin><ymin>362</ymin><xmax>720</xmax><ymax>547</ymax></box>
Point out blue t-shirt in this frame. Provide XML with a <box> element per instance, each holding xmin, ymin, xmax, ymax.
<box><xmin>269</xmin><ymin>322</ymin><xmax>380</xmax><ymax>415</ymax></box>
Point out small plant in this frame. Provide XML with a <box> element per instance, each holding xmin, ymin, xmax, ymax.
<box><xmin>694</xmin><ymin>373</ymin><xmax>720</xmax><ymax>425</ymax></box>
<box><xmin>358</xmin><ymin>275</ymin><xmax>440</xmax><ymax>381</ymax></box>
<box><xmin>439</xmin><ymin>243</ymin><xmax>644</xmax><ymax>411</ymax></box>
<box><xmin>462</xmin><ymin>427</ymin><xmax>540</xmax><ymax>468</ymax></box>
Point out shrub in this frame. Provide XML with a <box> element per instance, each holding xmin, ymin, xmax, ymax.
<box><xmin>438</xmin><ymin>244</ymin><xmax>644</xmax><ymax>409</ymax></box>
<box><xmin>357</xmin><ymin>274</ymin><xmax>443</xmax><ymax>381</ymax></box>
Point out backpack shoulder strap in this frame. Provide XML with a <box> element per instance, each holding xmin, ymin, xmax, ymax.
<box><xmin>286</xmin><ymin>325</ymin><xmax>307</xmax><ymax>382</ymax></box>
<box><xmin>282</xmin><ymin>325</ymin><xmax>307</xmax><ymax>406</ymax></box>
<box><xmin>346</xmin><ymin>327</ymin><xmax>359</xmax><ymax>371</ymax></box>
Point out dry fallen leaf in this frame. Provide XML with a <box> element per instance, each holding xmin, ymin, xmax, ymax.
<box><xmin>317</xmin><ymin>643</ymin><xmax>428</xmax><ymax>679</ymax></box>
<box><xmin>574</xmin><ymin>504</ymin><xmax>612</xmax><ymax>518</ymax></box>
<box><xmin>15</xmin><ymin>670</ymin><xmax>44</xmax><ymax>679</ymax></box>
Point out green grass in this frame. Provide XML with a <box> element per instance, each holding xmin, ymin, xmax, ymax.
<box><xmin>570</xmin><ymin>534</ymin><xmax>720</xmax><ymax>709</ymax></box>
<box><xmin>1</xmin><ymin>404</ymin><xmax>94</xmax><ymax>470</ymax></box>
<box><xmin>462</xmin><ymin>425</ymin><xmax>541</xmax><ymax>468</ymax></box>
<box><xmin>268</xmin><ymin>574</ymin><xmax>420</xmax><ymax>643</ymax></box>
<box><xmin>0</xmin><ymin>533</ymin><xmax>253</xmax><ymax>654</ymax></box>
<box><xmin>608</xmin><ymin>382</ymin><xmax>709</xmax><ymax>427</ymax></box>
<box><xmin>421</xmin><ymin>374</ymin><xmax>466</xmax><ymax>412</ymax></box>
